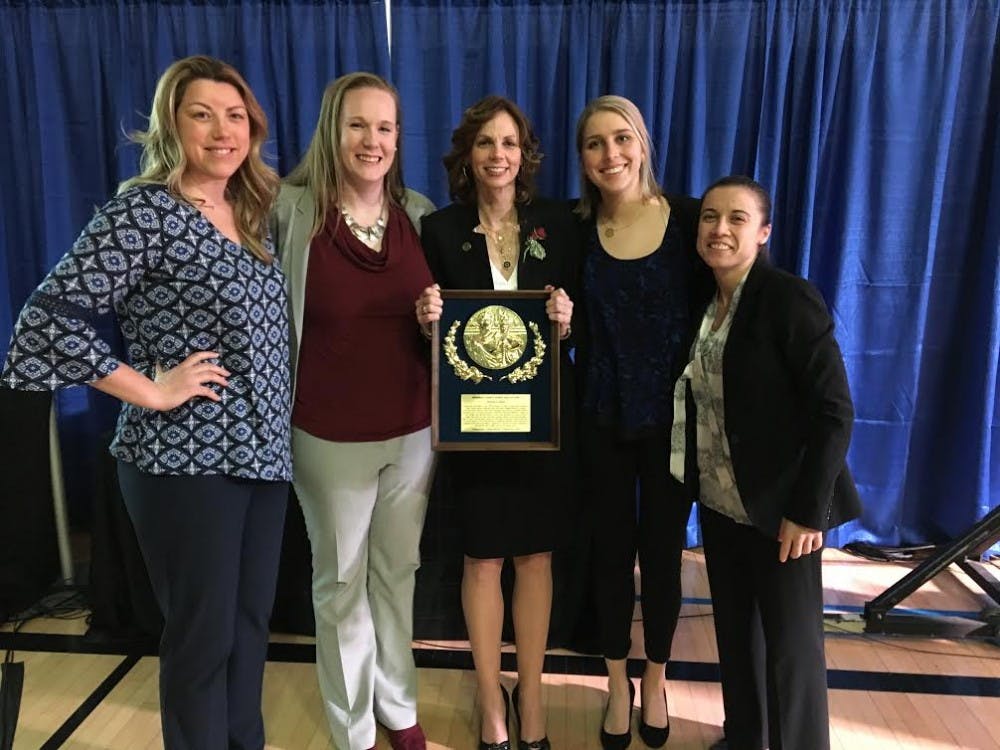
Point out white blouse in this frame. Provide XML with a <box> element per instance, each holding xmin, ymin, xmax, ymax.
<box><xmin>489</xmin><ymin>261</ymin><xmax>519</xmax><ymax>290</ymax></box>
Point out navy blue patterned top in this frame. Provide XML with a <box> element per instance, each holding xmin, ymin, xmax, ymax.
<box><xmin>581</xmin><ymin>214</ymin><xmax>693</xmax><ymax>438</ymax></box>
<box><xmin>1</xmin><ymin>184</ymin><xmax>292</xmax><ymax>480</ymax></box>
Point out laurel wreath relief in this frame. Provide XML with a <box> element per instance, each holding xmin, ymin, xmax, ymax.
<box><xmin>444</xmin><ymin>320</ymin><xmax>546</xmax><ymax>383</ymax></box>
<box><xmin>503</xmin><ymin>321</ymin><xmax>546</xmax><ymax>382</ymax></box>
<box><xmin>444</xmin><ymin>320</ymin><xmax>491</xmax><ymax>383</ymax></box>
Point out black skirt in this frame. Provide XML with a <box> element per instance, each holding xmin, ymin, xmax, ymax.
<box><xmin>445</xmin><ymin>358</ymin><xmax>579</xmax><ymax>559</ymax></box>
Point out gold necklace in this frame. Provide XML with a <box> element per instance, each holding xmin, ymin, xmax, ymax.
<box><xmin>599</xmin><ymin>201</ymin><xmax>651</xmax><ymax>238</ymax></box>
<box><xmin>187</xmin><ymin>194</ymin><xmax>220</xmax><ymax>211</ymax></box>
<box><xmin>476</xmin><ymin>209</ymin><xmax>519</xmax><ymax>270</ymax></box>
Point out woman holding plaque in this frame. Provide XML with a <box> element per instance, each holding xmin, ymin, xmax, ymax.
<box><xmin>271</xmin><ymin>72</ymin><xmax>436</xmax><ymax>750</ymax></box>
<box><xmin>573</xmin><ymin>95</ymin><xmax>712</xmax><ymax>750</ymax></box>
<box><xmin>673</xmin><ymin>175</ymin><xmax>859</xmax><ymax>750</ymax></box>
<box><xmin>415</xmin><ymin>95</ymin><xmax>577</xmax><ymax>750</ymax></box>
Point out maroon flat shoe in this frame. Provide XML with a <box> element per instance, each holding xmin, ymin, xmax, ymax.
<box><xmin>386</xmin><ymin>723</ymin><xmax>427</xmax><ymax>750</ymax></box>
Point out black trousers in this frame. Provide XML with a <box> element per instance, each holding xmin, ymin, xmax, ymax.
<box><xmin>118</xmin><ymin>462</ymin><xmax>288</xmax><ymax>750</ymax></box>
<box><xmin>584</xmin><ymin>423</ymin><xmax>691</xmax><ymax>662</ymax></box>
<box><xmin>700</xmin><ymin>505</ymin><xmax>830</xmax><ymax>750</ymax></box>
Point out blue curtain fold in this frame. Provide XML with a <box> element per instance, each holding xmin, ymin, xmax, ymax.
<box><xmin>391</xmin><ymin>0</ymin><xmax>595</xmax><ymax>206</ymax></box>
<box><xmin>391</xmin><ymin>0</ymin><xmax>1000</xmax><ymax>549</ymax></box>
<box><xmin>0</xmin><ymin>0</ymin><xmax>388</xmax><ymax>520</ymax></box>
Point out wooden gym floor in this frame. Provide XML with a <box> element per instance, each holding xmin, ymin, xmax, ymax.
<box><xmin>2</xmin><ymin>549</ymin><xmax>999</xmax><ymax>749</ymax></box>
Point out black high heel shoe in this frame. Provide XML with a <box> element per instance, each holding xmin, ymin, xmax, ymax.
<box><xmin>511</xmin><ymin>683</ymin><xmax>551</xmax><ymax>750</ymax></box>
<box><xmin>638</xmin><ymin>685</ymin><xmax>670</xmax><ymax>748</ymax></box>
<box><xmin>479</xmin><ymin>684</ymin><xmax>511</xmax><ymax>750</ymax></box>
<box><xmin>599</xmin><ymin>678</ymin><xmax>634</xmax><ymax>750</ymax></box>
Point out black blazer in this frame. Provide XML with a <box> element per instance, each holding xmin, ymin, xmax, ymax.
<box><xmin>421</xmin><ymin>196</ymin><xmax>581</xmax><ymax>438</ymax></box>
<box><xmin>685</xmin><ymin>257</ymin><xmax>862</xmax><ymax>535</ymax></box>
<box><xmin>421</xmin><ymin>197</ymin><xmax>580</xmax><ymax>302</ymax></box>
<box><xmin>421</xmin><ymin>197</ymin><xmax>581</xmax><ymax>477</ymax></box>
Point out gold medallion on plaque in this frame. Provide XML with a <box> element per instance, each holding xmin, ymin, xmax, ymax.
<box><xmin>443</xmin><ymin>305</ymin><xmax>547</xmax><ymax>384</ymax></box>
<box><xmin>463</xmin><ymin>305</ymin><xmax>527</xmax><ymax>369</ymax></box>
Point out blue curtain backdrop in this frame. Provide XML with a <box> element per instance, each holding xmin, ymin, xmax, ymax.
<box><xmin>392</xmin><ymin>0</ymin><xmax>1000</xmax><ymax>550</ymax></box>
<box><xmin>0</xmin><ymin>0</ymin><xmax>389</xmax><ymax>520</ymax></box>
<box><xmin>1</xmin><ymin>0</ymin><xmax>997</xmax><ymax>550</ymax></box>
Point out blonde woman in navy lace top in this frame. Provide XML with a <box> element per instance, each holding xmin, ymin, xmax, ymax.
<box><xmin>573</xmin><ymin>95</ymin><xmax>712</xmax><ymax>750</ymax></box>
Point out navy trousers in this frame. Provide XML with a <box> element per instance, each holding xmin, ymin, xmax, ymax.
<box><xmin>118</xmin><ymin>462</ymin><xmax>288</xmax><ymax>750</ymax></box>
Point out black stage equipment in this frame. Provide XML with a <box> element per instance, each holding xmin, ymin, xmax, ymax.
<box><xmin>0</xmin><ymin>389</ymin><xmax>60</xmax><ymax>620</ymax></box>
<box><xmin>864</xmin><ymin>505</ymin><xmax>1000</xmax><ymax>639</ymax></box>
<box><xmin>0</xmin><ymin>660</ymin><xmax>24</xmax><ymax>750</ymax></box>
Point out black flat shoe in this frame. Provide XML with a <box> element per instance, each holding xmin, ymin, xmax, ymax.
<box><xmin>479</xmin><ymin>684</ymin><xmax>511</xmax><ymax>750</ymax></box>
<box><xmin>599</xmin><ymin>678</ymin><xmax>634</xmax><ymax>750</ymax></box>
<box><xmin>512</xmin><ymin>684</ymin><xmax>551</xmax><ymax>750</ymax></box>
<box><xmin>638</xmin><ymin>686</ymin><xmax>670</xmax><ymax>748</ymax></box>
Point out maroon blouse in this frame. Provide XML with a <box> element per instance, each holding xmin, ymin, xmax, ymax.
<box><xmin>292</xmin><ymin>203</ymin><xmax>432</xmax><ymax>441</ymax></box>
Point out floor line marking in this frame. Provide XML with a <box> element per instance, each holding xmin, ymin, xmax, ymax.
<box><xmin>39</xmin><ymin>654</ymin><xmax>140</xmax><ymax>750</ymax></box>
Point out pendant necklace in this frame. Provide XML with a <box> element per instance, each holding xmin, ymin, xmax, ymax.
<box><xmin>600</xmin><ymin>202</ymin><xmax>647</xmax><ymax>238</ymax></box>
<box><xmin>341</xmin><ymin>205</ymin><xmax>387</xmax><ymax>245</ymax></box>
<box><xmin>477</xmin><ymin>209</ymin><xmax>519</xmax><ymax>270</ymax></box>
<box><xmin>484</xmin><ymin>226</ymin><xmax>517</xmax><ymax>269</ymax></box>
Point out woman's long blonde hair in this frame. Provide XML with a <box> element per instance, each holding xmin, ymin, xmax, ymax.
<box><xmin>285</xmin><ymin>72</ymin><xmax>406</xmax><ymax>242</ymax></box>
<box><xmin>119</xmin><ymin>55</ymin><xmax>280</xmax><ymax>263</ymax></box>
<box><xmin>574</xmin><ymin>95</ymin><xmax>661</xmax><ymax>220</ymax></box>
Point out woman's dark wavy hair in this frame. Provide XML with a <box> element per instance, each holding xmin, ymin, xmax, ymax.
<box><xmin>442</xmin><ymin>95</ymin><xmax>542</xmax><ymax>205</ymax></box>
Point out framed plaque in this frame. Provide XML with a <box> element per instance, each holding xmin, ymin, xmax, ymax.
<box><xmin>432</xmin><ymin>290</ymin><xmax>560</xmax><ymax>451</ymax></box>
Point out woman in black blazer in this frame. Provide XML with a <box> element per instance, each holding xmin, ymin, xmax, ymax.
<box><xmin>415</xmin><ymin>96</ymin><xmax>577</xmax><ymax>750</ymax></box>
<box><xmin>672</xmin><ymin>175</ymin><xmax>861</xmax><ymax>750</ymax></box>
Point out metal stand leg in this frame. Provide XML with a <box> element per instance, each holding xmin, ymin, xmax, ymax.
<box><xmin>863</xmin><ymin>505</ymin><xmax>1000</xmax><ymax>637</ymax></box>
<box><xmin>49</xmin><ymin>402</ymin><xmax>73</xmax><ymax>584</ymax></box>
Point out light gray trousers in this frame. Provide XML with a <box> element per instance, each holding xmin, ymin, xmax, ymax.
<box><xmin>292</xmin><ymin>426</ymin><xmax>435</xmax><ymax>750</ymax></box>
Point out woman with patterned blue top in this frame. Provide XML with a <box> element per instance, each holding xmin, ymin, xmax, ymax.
<box><xmin>0</xmin><ymin>56</ymin><xmax>288</xmax><ymax>750</ymax></box>
<box><xmin>573</xmin><ymin>95</ymin><xmax>712</xmax><ymax>750</ymax></box>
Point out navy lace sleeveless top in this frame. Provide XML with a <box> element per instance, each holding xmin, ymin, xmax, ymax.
<box><xmin>581</xmin><ymin>213</ymin><xmax>693</xmax><ymax>438</ymax></box>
